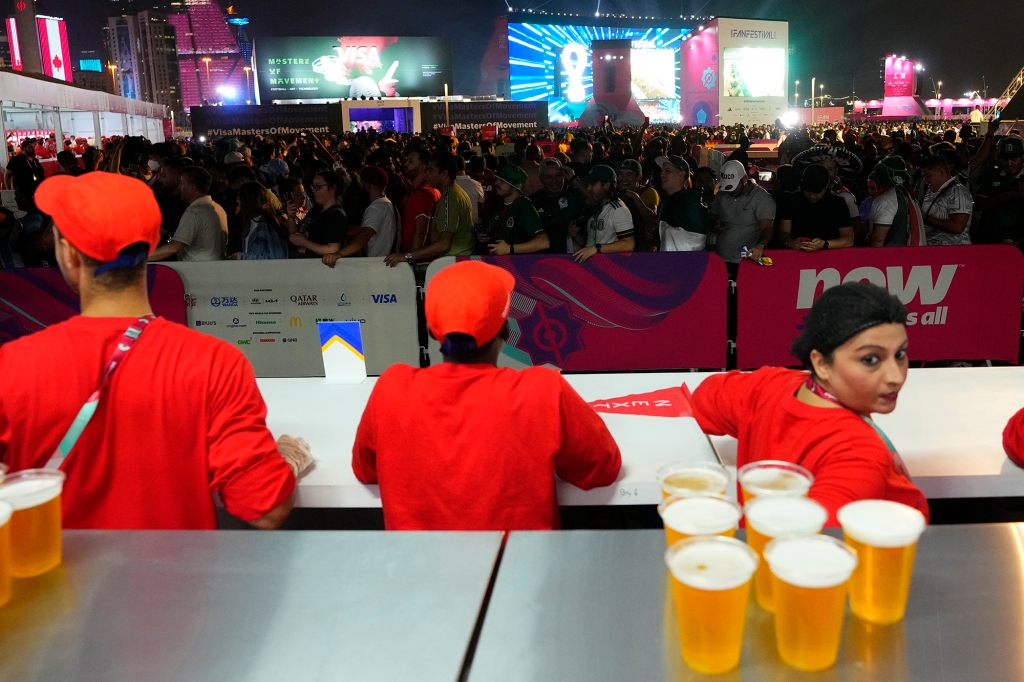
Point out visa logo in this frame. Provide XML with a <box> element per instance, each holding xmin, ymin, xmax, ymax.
<box><xmin>372</xmin><ymin>294</ymin><xmax>398</xmax><ymax>303</ymax></box>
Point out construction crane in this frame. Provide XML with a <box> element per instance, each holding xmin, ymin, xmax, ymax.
<box><xmin>985</xmin><ymin>66</ymin><xmax>1024</xmax><ymax>119</ymax></box>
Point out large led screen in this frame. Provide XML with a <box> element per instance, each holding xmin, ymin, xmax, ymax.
<box><xmin>721</xmin><ymin>47</ymin><xmax>785</xmax><ymax>98</ymax></box>
<box><xmin>507</xmin><ymin>23</ymin><xmax>691</xmax><ymax>123</ymax></box>
<box><xmin>255</xmin><ymin>36</ymin><xmax>452</xmax><ymax>101</ymax></box>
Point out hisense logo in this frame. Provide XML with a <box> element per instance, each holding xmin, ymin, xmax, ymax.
<box><xmin>797</xmin><ymin>265</ymin><xmax>958</xmax><ymax>309</ymax></box>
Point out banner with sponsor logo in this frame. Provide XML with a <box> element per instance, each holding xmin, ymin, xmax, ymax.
<box><xmin>0</xmin><ymin>267</ymin><xmax>185</xmax><ymax>347</ymax></box>
<box><xmin>190</xmin><ymin>104</ymin><xmax>343</xmax><ymax>139</ymax></box>
<box><xmin>736</xmin><ymin>246</ymin><xmax>1024</xmax><ymax>368</ymax></box>
<box><xmin>162</xmin><ymin>260</ymin><xmax>419</xmax><ymax>377</ymax></box>
<box><xmin>420</xmin><ymin>101</ymin><xmax>549</xmax><ymax>132</ymax></box>
<box><xmin>425</xmin><ymin>253</ymin><xmax>728</xmax><ymax>371</ymax></box>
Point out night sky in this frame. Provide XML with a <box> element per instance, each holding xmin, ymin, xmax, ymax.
<box><xmin>50</xmin><ymin>0</ymin><xmax>1024</xmax><ymax>104</ymax></box>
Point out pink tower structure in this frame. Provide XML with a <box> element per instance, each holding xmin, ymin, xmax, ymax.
<box><xmin>169</xmin><ymin>0</ymin><xmax>247</xmax><ymax>109</ymax></box>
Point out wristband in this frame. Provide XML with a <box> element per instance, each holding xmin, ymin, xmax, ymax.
<box><xmin>595</xmin><ymin>243</ymin><xmax>603</xmax><ymax>253</ymax></box>
<box><xmin>823</xmin><ymin>240</ymin><xmax>830</xmax><ymax>250</ymax></box>
<box><xmin>509</xmin><ymin>243</ymin><xmax>515</xmax><ymax>254</ymax></box>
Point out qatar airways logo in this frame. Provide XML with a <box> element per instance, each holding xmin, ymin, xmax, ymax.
<box><xmin>798</xmin><ymin>265</ymin><xmax>959</xmax><ymax>326</ymax></box>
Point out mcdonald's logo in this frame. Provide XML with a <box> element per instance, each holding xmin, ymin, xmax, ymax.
<box><xmin>289</xmin><ymin>317</ymin><xmax>303</xmax><ymax>327</ymax></box>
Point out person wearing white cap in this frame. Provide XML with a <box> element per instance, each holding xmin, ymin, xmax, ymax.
<box><xmin>710</xmin><ymin>159</ymin><xmax>776</xmax><ymax>265</ymax></box>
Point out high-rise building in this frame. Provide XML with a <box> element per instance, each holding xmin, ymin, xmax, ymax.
<box><xmin>104</xmin><ymin>10</ymin><xmax>183</xmax><ymax>112</ymax></box>
<box><xmin>0</xmin><ymin>30</ymin><xmax>10</xmax><ymax>68</ymax></box>
<box><xmin>73</xmin><ymin>64</ymin><xmax>116</xmax><ymax>94</ymax></box>
<box><xmin>168</xmin><ymin>0</ymin><xmax>246</xmax><ymax>109</ymax></box>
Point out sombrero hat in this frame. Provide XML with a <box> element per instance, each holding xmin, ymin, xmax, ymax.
<box><xmin>790</xmin><ymin>144</ymin><xmax>864</xmax><ymax>176</ymax></box>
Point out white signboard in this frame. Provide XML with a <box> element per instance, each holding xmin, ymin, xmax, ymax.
<box><xmin>717</xmin><ymin>18</ymin><xmax>789</xmax><ymax>126</ymax></box>
<box><xmin>160</xmin><ymin>260</ymin><xmax>419</xmax><ymax>377</ymax></box>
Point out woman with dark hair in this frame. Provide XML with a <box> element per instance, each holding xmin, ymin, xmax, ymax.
<box><xmin>691</xmin><ymin>282</ymin><xmax>929</xmax><ymax>524</ymax></box>
<box><xmin>231</xmin><ymin>182</ymin><xmax>287</xmax><ymax>260</ymax></box>
<box><xmin>285</xmin><ymin>170</ymin><xmax>346</xmax><ymax>258</ymax></box>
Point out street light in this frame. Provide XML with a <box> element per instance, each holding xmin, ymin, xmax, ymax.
<box><xmin>202</xmin><ymin>56</ymin><xmax>213</xmax><ymax>101</ymax></box>
<box><xmin>243</xmin><ymin>65</ymin><xmax>251</xmax><ymax>103</ymax></box>
<box><xmin>794</xmin><ymin>80</ymin><xmax>799</xmax><ymax>107</ymax></box>
<box><xmin>819</xmin><ymin>83</ymin><xmax>824</xmax><ymax>106</ymax></box>
<box><xmin>108</xmin><ymin>63</ymin><xmax>117</xmax><ymax>94</ymax></box>
<box><xmin>811</xmin><ymin>76</ymin><xmax>816</xmax><ymax>123</ymax></box>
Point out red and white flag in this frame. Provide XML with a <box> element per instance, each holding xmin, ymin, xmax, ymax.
<box><xmin>36</xmin><ymin>16</ymin><xmax>71</xmax><ymax>83</ymax></box>
<box><xmin>588</xmin><ymin>384</ymin><xmax>694</xmax><ymax>418</ymax></box>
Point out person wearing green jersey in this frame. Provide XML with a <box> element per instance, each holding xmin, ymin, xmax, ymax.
<box><xmin>529</xmin><ymin>158</ymin><xmax>586</xmax><ymax>254</ymax></box>
<box><xmin>488</xmin><ymin>165</ymin><xmax>550</xmax><ymax>255</ymax></box>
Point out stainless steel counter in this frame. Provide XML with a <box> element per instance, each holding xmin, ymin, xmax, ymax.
<box><xmin>469</xmin><ymin>526</ymin><xmax>1024</xmax><ymax>682</ymax></box>
<box><xmin>0</xmin><ymin>531</ymin><xmax>503</xmax><ymax>682</ymax></box>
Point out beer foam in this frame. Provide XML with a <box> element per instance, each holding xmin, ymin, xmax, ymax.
<box><xmin>660</xmin><ymin>496</ymin><xmax>742</xmax><ymax>536</ymax></box>
<box><xmin>0</xmin><ymin>501</ymin><xmax>11</xmax><ymax>527</ymax></box>
<box><xmin>666</xmin><ymin>539</ymin><xmax>758</xmax><ymax>591</ymax></box>
<box><xmin>661</xmin><ymin>469</ymin><xmax>730</xmax><ymax>494</ymax></box>
<box><xmin>837</xmin><ymin>500</ymin><xmax>926</xmax><ymax>548</ymax></box>
<box><xmin>740</xmin><ymin>465</ymin><xmax>812</xmax><ymax>496</ymax></box>
<box><xmin>0</xmin><ymin>475</ymin><xmax>63</xmax><ymax>510</ymax></box>
<box><xmin>763</xmin><ymin>536</ymin><xmax>858</xmax><ymax>589</ymax></box>
<box><xmin>745</xmin><ymin>497</ymin><xmax>828</xmax><ymax>538</ymax></box>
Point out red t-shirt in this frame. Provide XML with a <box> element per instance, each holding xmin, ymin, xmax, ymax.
<box><xmin>400</xmin><ymin>182</ymin><xmax>441</xmax><ymax>252</ymax></box>
<box><xmin>352</xmin><ymin>363</ymin><xmax>621</xmax><ymax>530</ymax></box>
<box><xmin>0</xmin><ymin>316</ymin><xmax>294</xmax><ymax>529</ymax></box>
<box><xmin>1004</xmin><ymin>408</ymin><xmax>1024</xmax><ymax>468</ymax></box>
<box><xmin>691</xmin><ymin>368</ymin><xmax>929</xmax><ymax>526</ymax></box>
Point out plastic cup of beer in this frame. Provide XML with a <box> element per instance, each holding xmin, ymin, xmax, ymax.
<box><xmin>658</xmin><ymin>494</ymin><xmax>742</xmax><ymax>547</ymax></box>
<box><xmin>665</xmin><ymin>535</ymin><xmax>758</xmax><ymax>674</ymax></box>
<box><xmin>0</xmin><ymin>501</ymin><xmax>12</xmax><ymax>608</ymax></box>
<box><xmin>0</xmin><ymin>462</ymin><xmax>7</xmax><ymax>483</ymax></box>
<box><xmin>738</xmin><ymin>460</ymin><xmax>813</xmax><ymax>504</ymax></box>
<box><xmin>744</xmin><ymin>496</ymin><xmax>828</xmax><ymax>612</ymax></box>
<box><xmin>656</xmin><ymin>461</ymin><xmax>730</xmax><ymax>499</ymax></box>
<box><xmin>838</xmin><ymin>499</ymin><xmax>926</xmax><ymax>625</ymax></box>
<box><xmin>0</xmin><ymin>469</ymin><xmax>65</xmax><ymax>578</ymax></box>
<box><xmin>763</xmin><ymin>534</ymin><xmax>858</xmax><ymax>672</ymax></box>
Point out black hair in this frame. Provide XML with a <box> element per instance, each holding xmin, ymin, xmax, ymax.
<box><xmin>430</xmin><ymin>152</ymin><xmax>458</xmax><ymax>180</ymax></box>
<box><xmin>440</xmin><ymin>321</ymin><xmax>508</xmax><ymax>363</ymax></box>
<box><xmin>181</xmin><ymin>166</ymin><xmax>213</xmax><ymax>194</ymax></box>
<box><xmin>410</xmin><ymin>148</ymin><xmax>431</xmax><ymax>166</ymax></box>
<box><xmin>454</xmin><ymin>154</ymin><xmax>467</xmax><ymax>173</ymax></box>
<box><xmin>228</xmin><ymin>165</ymin><xmax>257</xmax><ymax>185</ymax></box>
<box><xmin>919</xmin><ymin>154</ymin><xmax>951</xmax><ymax>173</ymax></box>
<box><xmin>791</xmin><ymin>282</ymin><xmax>908</xmax><ymax>372</ymax></box>
<box><xmin>468</xmin><ymin>155</ymin><xmax>485</xmax><ymax>174</ymax></box>
<box><xmin>315</xmin><ymin>170</ymin><xmax>342</xmax><ymax>192</ymax></box>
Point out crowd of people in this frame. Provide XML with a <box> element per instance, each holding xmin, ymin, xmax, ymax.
<box><xmin>5</xmin><ymin>117</ymin><xmax>1022</xmax><ymax>272</ymax></box>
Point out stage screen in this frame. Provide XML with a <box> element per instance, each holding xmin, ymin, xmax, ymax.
<box><xmin>721</xmin><ymin>47</ymin><xmax>785</xmax><ymax>98</ymax></box>
<box><xmin>254</xmin><ymin>36</ymin><xmax>452</xmax><ymax>101</ymax></box>
<box><xmin>507</xmin><ymin>23</ymin><xmax>690</xmax><ymax>123</ymax></box>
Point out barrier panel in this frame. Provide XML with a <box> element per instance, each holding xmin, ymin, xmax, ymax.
<box><xmin>0</xmin><ymin>266</ymin><xmax>185</xmax><ymax>345</ymax></box>
<box><xmin>163</xmin><ymin>260</ymin><xmax>419</xmax><ymax>377</ymax></box>
<box><xmin>426</xmin><ymin>252</ymin><xmax>729</xmax><ymax>371</ymax></box>
<box><xmin>736</xmin><ymin>245</ymin><xmax>1024</xmax><ymax>369</ymax></box>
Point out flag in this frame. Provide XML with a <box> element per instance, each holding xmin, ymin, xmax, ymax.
<box><xmin>588</xmin><ymin>384</ymin><xmax>693</xmax><ymax>417</ymax></box>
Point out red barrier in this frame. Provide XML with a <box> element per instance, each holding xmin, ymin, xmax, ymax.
<box><xmin>0</xmin><ymin>265</ymin><xmax>186</xmax><ymax>347</ymax></box>
<box><xmin>452</xmin><ymin>252</ymin><xmax>729</xmax><ymax>371</ymax></box>
<box><xmin>737</xmin><ymin>245</ymin><xmax>1024</xmax><ymax>366</ymax></box>
<box><xmin>736</xmin><ymin>245</ymin><xmax>1024</xmax><ymax>368</ymax></box>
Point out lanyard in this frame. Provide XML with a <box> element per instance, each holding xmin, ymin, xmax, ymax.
<box><xmin>45</xmin><ymin>316</ymin><xmax>154</xmax><ymax>470</ymax></box>
<box><xmin>804</xmin><ymin>375</ymin><xmax>911</xmax><ymax>477</ymax></box>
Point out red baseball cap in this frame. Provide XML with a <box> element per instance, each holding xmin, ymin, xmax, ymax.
<box><xmin>35</xmin><ymin>172</ymin><xmax>161</xmax><ymax>270</ymax></box>
<box><xmin>426</xmin><ymin>261</ymin><xmax>515</xmax><ymax>352</ymax></box>
<box><xmin>360</xmin><ymin>165</ymin><xmax>389</xmax><ymax>189</ymax></box>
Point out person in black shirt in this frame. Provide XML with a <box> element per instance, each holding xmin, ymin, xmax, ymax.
<box><xmin>778</xmin><ymin>164</ymin><xmax>854</xmax><ymax>251</ymax></box>
<box><xmin>4</xmin><ymin>139</ymin><xmax>44</xmax><ymax>211</ymax></box>
<box><xmin>286</xmin><ymin>170</ymin><xmax>346</xmax><ymax>258</ymax></box>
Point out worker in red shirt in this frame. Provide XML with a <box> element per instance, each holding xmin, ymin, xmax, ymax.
<box><xmin>0</xmin><ymin>172</ymin><xmax>311</xmax><ymax>530</ymax></box>
<box><xmin>692</xmin><ymin>282</ymin><xmax>929</xmax><ymax>525</ymax></box>
<box><xmin>352</xmin><ymin>260</ymin><xmax>621</xmax><ymax>530</ymax></box>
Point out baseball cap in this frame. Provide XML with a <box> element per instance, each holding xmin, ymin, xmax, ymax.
<box><xmin>426</xmin><ymin>261</ymin><xmax>516</xmax><ymax>355</ymax></box>
<box><xmin>538</xmin><ymin>158</ymin><xmax>562</xmax><ymax>173</ymax></box>
<box><xmin>224</xmin><ymin>151</ymin><xmax>245</xmax><ymax>164</ymax></box>
<box><xmin>998</xmin><ymin>136</ymin><xmax>1024</xmax><ymax>158</ymax></box>
<box><xmin>800</xmin><ymin>164</ymin><xmax>831</xmax><ymax>193</ymax></box>
<box><xmin>618</xmin><ymin>158</ymin><xmax>643</xmax><ymax>175</ymax></box>
<box><xmin>719</xmin><ymin>160</ymin><xmax>746</xmax><ymax>192</ymax></box>
<box><xmin>35</xmin><ymin>173</ymin><xmax>160</xmax><ymax>271</ymax></box>
<box><xmin>655</xmin><ymin>155</ymin><xmax>690</xmax><ymax>174</ymax></box>
<box><xmin>360</xmin><ymin>165</ymin><xmax>389</xmax><ymax>189</ymax></box>
<box><xmin>496</xmin><ymin>164</ymin><xmax>527</xmax><ymax>191</ymax></box>
<box><xmin>583</xmin><ymin>164</ymin><xmax>617</xmax><ymax>184</ymax></box>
